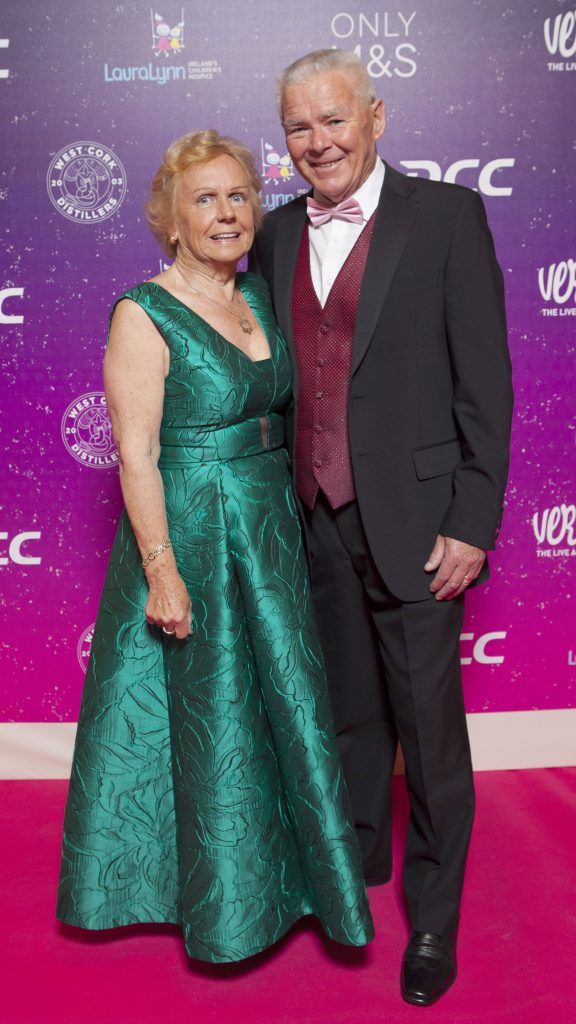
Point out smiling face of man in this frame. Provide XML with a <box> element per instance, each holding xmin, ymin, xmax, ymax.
<box><xmin>281</xmin><ymin>70</ymin><xmax>385</xmax><ymax>205</ymax></box>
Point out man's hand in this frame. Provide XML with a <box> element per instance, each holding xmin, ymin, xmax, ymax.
<box><xmin>424</xmin><ymin>535</ymin><xmax>486</xmax><ymax>601</ymax></box>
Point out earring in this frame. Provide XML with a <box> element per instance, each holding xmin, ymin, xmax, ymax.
<box><xmin>170</xmin><ymin>235</ymin><xmax>178</xmax><ymax>245</ymax></box>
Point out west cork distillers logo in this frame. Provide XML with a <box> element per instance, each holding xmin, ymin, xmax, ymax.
<box><xmin>77</xmin><ymin>623</ymin><xmax>95</xmax><ymax>673</ymax></box>
<box><xmin>104</xmin><ymin>7</ymin><xmax>222</xmax><ymax>84</ymax></box>
<box><xmin>538</xmin><ymin>259</ymin><xmax>576</xmax><ymax>317</ymax></box>
<box><xmin>330</xmin><ymin>10</ymin><xmax>417</xmax><ymax>78</ymax></box>
<box><xmin>532</xmin><ymin>504</ymin><xmax>576</xmax><ymax>558</ymax></box>
<box><xmin>47</xmin><ymin>143</ymin><xmax>126</xmax><ymax>223</ymax></box>
<box><xmin>61</xmin><ymin>392</ymin><xmax>119</xmax><ymax>469</ymax></box>
<box><xmin>544</xmin><ymin>10</ymin><xmax>576</xmax><ymax>71</ymax></box>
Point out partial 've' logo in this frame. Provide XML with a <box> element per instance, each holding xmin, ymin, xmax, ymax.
<box><xmin>532</xmin><ymin>504</ymin><xmax>576</xmax><ymax>557</ymax></box>
<box><xmin>47</xmin><ymin>142</ymin><xmax>126</xmax><ymax>223</ymax></box>
<box><xmin>538</xmin><ymin>259</ymin><xmax>576</xmax><ymax>317</ymax></box>
<box><xmin>61</xmin><ymin>392</ymin><xmax>119</xmax><ymax>469</ymax></box>
<box><xmin>543</xmin><ymin>10</ymin><xmax>576</xmax><ymax>70</ymax></box>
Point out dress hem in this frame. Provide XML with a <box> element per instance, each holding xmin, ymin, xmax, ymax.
<box><xmin>56</xmin><ymin>908</ymin><xmax>374</xmax><ymax>963</ymax></box>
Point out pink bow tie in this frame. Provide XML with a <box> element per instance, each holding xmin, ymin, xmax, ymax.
<box><xmin>306</xmin><ymin>196</ymin><xmax>364</xmax><ymax>227</ymax></box>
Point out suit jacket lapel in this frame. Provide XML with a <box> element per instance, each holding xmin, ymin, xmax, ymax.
<box><xmin>352</xmin><ymin>162</ymin><xmax>419</xmax><ymax>374</ymax></box>
<box><xmin>273</xmin><ymin>196</ymin><xmax>307</xmax><ymax>365</ymax></box>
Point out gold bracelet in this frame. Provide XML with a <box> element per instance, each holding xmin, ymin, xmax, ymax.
<box><xmin>142</xmin><ymin>538</ymin><xmax>172</xmax><ymax>569</ymax></box>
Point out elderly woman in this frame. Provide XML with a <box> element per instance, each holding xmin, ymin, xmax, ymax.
<box><xmin>57</xmin><ymin>131</ymin><xmax>373</xmax><ymax>963</ymax></box>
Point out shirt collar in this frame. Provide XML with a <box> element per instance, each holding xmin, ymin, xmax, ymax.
<box><xmin>352</xmin><ymin>157</ymin><xmax>385</xmax><ymax>222</ymax></box>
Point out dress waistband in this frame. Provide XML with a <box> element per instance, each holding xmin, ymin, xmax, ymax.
<box><xmin>158</xmin><ymin>413</ymin><xmax>285</xmax><ymax>465</ymax></box>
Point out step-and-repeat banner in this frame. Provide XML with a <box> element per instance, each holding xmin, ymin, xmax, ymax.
<box><xmin>1</xmin><ymin>2</ymin><xmax>574</xmax><ymax>762</ymax></box>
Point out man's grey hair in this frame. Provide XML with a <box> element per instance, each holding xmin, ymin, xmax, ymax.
<box><xmin>276</xmin><ymin>49</ymin><xmax>376</xmax><ymax>115</ymax></box>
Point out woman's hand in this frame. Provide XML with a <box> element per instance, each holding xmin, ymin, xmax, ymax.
<box><xmin>145</xmin><ymin>569</ymin><xmax>193</xmax><ymax>639</ymax></box>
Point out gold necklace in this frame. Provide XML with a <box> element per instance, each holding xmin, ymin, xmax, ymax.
<box><xmin>175</xmin><ymin>263</ymin><xmax>254</xmax><ymax>335</ymax></box>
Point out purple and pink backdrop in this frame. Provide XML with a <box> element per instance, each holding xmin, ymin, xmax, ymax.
<box><xmin>1</xmin><ymin>1</ymin><xmax>574</xmax><ymax>767</ymax></box>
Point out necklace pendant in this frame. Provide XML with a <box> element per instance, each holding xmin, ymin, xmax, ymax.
<box><xmin>239</xmin><ymin>318</ymin><xmax>253</xmax><ymax>334</ymax></box>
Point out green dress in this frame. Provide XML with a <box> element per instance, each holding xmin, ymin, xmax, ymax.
<box><xmin>57</xmin><ymin>274</ymin><xmax>374</xmax><ymax>963</ymax></box>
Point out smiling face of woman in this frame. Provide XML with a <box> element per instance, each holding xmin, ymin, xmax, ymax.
<box><xmin>174</xmin><ymin>154</ymin><xmax>255</xmax><ymax>269</ymax></box>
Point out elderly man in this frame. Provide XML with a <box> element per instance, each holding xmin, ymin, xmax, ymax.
<box><xmin>251</xmin><ymin>49</ymin><xmax>513</xmax><ymax>1005</ymax></box>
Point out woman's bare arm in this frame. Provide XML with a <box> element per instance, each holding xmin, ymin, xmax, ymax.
<box><xmin>104</xmin><ymin>298</ymin><xmax>192</xmax><ymax>638</ymax></box>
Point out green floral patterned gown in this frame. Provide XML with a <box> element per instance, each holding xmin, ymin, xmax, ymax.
<box><xmin>57</xmin><ymin>274</ymin><xmax>374</xmax><ymax>963</ymax></box>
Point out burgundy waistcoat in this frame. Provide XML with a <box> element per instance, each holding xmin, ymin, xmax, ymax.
<box><xmin>291</xmin><ymin>214</ymin><xmax>376</xmax><ymax>509</ymax></box>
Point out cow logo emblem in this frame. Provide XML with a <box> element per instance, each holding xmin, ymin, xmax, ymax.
<box><xmin>77</xmin><ymin>624</ymin><xmax>95</xmax><ymax>673</ymax></box>
<box><xmin>47</xmin><ymin>142</ymin><xmax>126</xmax><ymax>223</ymax></box>
<box><xmin>61</xmin><ymin>392</ymin><xmax>119</xmax><ymax>469</ymax></box>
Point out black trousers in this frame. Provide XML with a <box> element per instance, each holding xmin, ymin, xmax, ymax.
<box><xmin>303</xmin><ymin>493</ymin><xmax>475</xmax><ymax>936</ymax></box>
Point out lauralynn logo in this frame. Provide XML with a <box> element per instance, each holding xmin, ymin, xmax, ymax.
<box><xmin>532</xmin><ymin>504</ymin><xmax>576</xmax><ymax>558</ymax></box>
<box><xmin>261</xmin><ymin>140</ymin><xmax>294</xmax><ymax>186</ymax></box>
<box><xmin>544</xmin><ymin>10</ymin><xmax>576</xmax><ymax>71</ymax></box>
<box><xmin>538</xmin><ymin>259</ymin><xmax>576</xmax><ymax>317</ymax></box>
<box><xmin>104</xmin><ymin>7</ymin><xmax>222</xmax><ymax>84</ymax></box>
<box><xmin>260</xmin><ymin>139</ymin><xmax>303</xmax><ymax>212</ymax></box>
<box><xmin>151</xmin><ymin>9</ymin><xmax>185</xmax><ymax>56</ymax></box>
<box><xmin>47</xmin><ymin>143</ymin><xmax>126</xmax><ymax>223</ymax></box>
<box><xmin>61</xmin><ymin>392</ymin><xmax>119</xmax><ymax>469</ymax></box>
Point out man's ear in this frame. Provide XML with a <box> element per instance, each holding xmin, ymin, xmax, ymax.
<box><xmin>373</xmin><ymin>98</ymin><xmax>386</xmax><ymax>142</ymax></box>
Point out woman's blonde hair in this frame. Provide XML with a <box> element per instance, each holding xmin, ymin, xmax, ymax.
<box><xmin>146</xmin><ymin>130</ymin><xmax>263</xmax><ymax>257</ymax></box>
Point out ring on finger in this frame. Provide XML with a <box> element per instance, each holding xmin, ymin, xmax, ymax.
<box><xmin>162</xmin><ymin>626</ymin><xmax>176</xmax><ymax>635</ymax></box>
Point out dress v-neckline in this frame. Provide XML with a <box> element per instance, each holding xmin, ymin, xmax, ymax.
<box><xmin>148</xmin><ymin>281</ymin><xmax>274</xmax><ymax>366</ymax></box>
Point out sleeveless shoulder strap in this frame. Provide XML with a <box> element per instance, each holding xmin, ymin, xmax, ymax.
<box><xmin>106</xmin><ymin>282</ymin><xmax>181</xmax><ymax>348</ymax></box>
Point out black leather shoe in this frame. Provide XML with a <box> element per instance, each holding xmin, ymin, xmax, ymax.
<box><xmin>401</xmin><ymin>931</ymin><xmax>457</xmax><ymax>1006</ymax></box>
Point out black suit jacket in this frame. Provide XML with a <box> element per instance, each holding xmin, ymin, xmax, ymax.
<box><xmin>251</xmin><ymin>161</ymin><xmax>513</xmax><ymax>601</ymax></box>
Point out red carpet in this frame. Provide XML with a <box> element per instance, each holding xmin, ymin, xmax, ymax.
<box><xmin>1</xmin><ymin>768</ymin><xmax>574</xmax><ymax>1024</ymax></box>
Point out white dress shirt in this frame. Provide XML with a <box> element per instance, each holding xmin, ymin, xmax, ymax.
<box><xmin>308</xmin><ymin>158</ymin><xmax>385</xmax><ymax>307</ymax></box>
